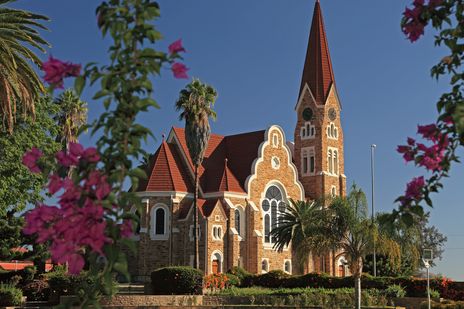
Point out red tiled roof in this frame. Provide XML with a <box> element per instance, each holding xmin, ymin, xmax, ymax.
<box><xmin>299</xmin><ymin>0</ymin><xmax>335</xmax><ymax>104</ymax></box>
<box><xmin>139</xmin><ymin>141</ymin><xmax>193</xmax><ymax>192</ymax></box>
<box><xmin>177</xmin><ymin>198</ymin><xmax>226</xmax><ymax>219</ymax></box>
<box><xmin>172</xmin><ymin>127</ymin><xmax>265</xmax><ymax>194</ymax></box>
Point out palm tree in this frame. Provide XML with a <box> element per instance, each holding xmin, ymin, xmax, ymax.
<box><xmin>0</xmin><ymin>0</ymin><xmax>49</xmax><ymax>133</ymax></box>
<box><xmin>271</xmin><ymin>198</ymin><xmax>329</xmax><ymax>273</ymax></box>
<box><xmin>175</xmin><ymin>78</ymin><xmax>217</xmax><ymax>269</ymax></box>
<box><xmin>53</xmin><ymin>90</ymin><xmax>87</xmax><ymax>147</ymax></box>
<box><xmin>272</xmin><ymin>185</ymin><xmax>401</xmax><ymax>309</ymax></box>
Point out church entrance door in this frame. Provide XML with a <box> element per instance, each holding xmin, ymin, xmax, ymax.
<box><xmin>212</xmin><ymin>260</ymin><xmax>219</xmax><ymax>274</ymax></box>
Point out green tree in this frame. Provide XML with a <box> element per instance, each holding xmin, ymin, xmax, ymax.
<box><xmin>0</xmin><ymin>0</ymin><xmax>49</xmax><ymax>133</ymax></box>
<box><xmin>53</xmin><ymin>89</ymin><xmax>87</xmax><ymax>147</ymax></box>
<box><xmin>272</xmin><ymin>185</ymin><xmax>400</xmax><ymax>309</ymax></box>
<box><xmin>271</xmin><ymin>198</ymin><xmax>327</xmax><ymax>273</ymax></box>
<box><xmin>0</xmin><ymin>96</ymin><xmax>60</xmax><ymax>260</ymax></box>
<box><xmin>175</xmin><ymin>78</ymin><xmax>217</xmax><ymax>269</ymax></box>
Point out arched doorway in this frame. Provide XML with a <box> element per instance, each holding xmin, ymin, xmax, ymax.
<box><xmin>211</xmin><ymin>251</ymin><xmax>223</xmax><ymax>274</ymax></box>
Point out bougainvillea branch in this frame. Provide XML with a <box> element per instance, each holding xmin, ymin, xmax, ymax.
<box><xmin>22</xmin><ymin>1</ymin><xmax>188</xmax><ymax>307</ymax></box>
<box><xmin>394</xmin><ymin>0</ymin><xmax>464</xmax><ymax>225</ymax></box>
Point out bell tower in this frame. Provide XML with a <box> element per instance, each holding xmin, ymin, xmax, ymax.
<box><xmin>294</xmin><ymin>0</ymin><xmax>346</xmax><ymax>200</ymax></box>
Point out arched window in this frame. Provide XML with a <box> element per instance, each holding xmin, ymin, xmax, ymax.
<box><xmin>235</xmin><ymin>209</ymin><xmax>241</xmax><ymax>235</ymax></box>
<box><xmin>234</xmin><ymin>207</ymin><xmax>245</xmax><ymax>238</ymax></box>
<box><xmin>151</xmin><ymin>204</ymin><xmax>169</xmax><ymax>240</ymax></box>
<box><xmin>331</xmin><ymin>186</ymin><xmax>337</xmax><ymax>197</ymax></box>
<box><xmin>333</xmin><ymin>150</ymin><xmax>339</xmax><ymax>175</ymax></box>
<box><xmin>261</xmin><ymin>259</ymin><xmax>269</xmax><ymax>273</ymax></box>
<box><xmin>284</xmin><ymin>260</ymin><xmax>292</xmax><ymax>274</ymax></box>
<box><xmin>328</xmin><ymin>150</ymin><xmax>333</xmax><ymax>174</ymax></box>
<box><xmin>262</xmin><ymin>185</ymin><xmax>287</xmax><ymax>244</ymax></box>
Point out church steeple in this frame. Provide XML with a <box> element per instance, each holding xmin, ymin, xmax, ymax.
<box><xmin>299</xmin><ymin>0</ymin><xmax>335</xmax><ymax>105</ymax></box>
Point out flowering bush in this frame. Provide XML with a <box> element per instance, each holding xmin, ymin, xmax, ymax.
<box><xmin>151</xmin><ymin>266</ymin><xmax>203</xmax><ymax>295</ymax></box>
<box><xmin>21</xmin><ymin>0</ymin><xmax>190</xmax><ymax>307</ymax></box>
<box><xmin>392</xmin><ymin>0</ymin><xmax>464</xmax><ymax>225</ymax></box>
<box><xmin>204</xmin><ymin>273</ymin><xmax>229</xmax><ymax>291</ymax></box>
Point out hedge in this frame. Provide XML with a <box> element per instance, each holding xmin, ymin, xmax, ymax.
<box><xmin>151</xmin><ymin>266</ymin><xmax>203</xmax><ymax>295</ymax></box>
<box><xmin>0</xmin><ymin>283</ymin><xmax>23</xmax><ymax>306</ymax></box>
<box><xmin>226</xmin><ymin>267</ymin><xmax>463</xmax><ymax>301</ymax></box>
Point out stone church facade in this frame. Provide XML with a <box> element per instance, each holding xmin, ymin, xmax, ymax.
<box><xmin>131</xmin><ymin>0</ymin><xmax>348</xmax><ymax>280</ymax></box>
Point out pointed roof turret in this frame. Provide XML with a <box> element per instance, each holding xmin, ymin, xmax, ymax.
<box><xmin>299</xmin><ymin>0</ymin><xmax>335</xmax><ymax>104</ymax></box>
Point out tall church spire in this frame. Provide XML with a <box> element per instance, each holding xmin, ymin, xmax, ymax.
<box><xmin>299</xmin><ymin>0</ymin><xmax>335</xmax><ymax>105</ymax></box>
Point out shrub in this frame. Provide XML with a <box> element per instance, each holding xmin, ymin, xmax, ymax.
<box><xmin>227</xmin><ymin>266</ymin><xmax>253</xmax><ymax>287</ymax></box>
<box><xmin>384</xmin><ymin>284</ymin><xmax>406</xmax><ymax>298</ymax></box>
<box><xmin>151</xmin><ymin>266</ymin><xmax>203</xmax><ymax>295</ymax></box>
<box><xmin>0</xmin><ymin>283</ymin><xmax>23</xmax><ymax>306</ymax></box>
<box><xmin>254</xmin><ymin>270</ymin><xmax>290</xmax><ymax>288</ymax></box>
<box><xmin>420</xmin><ymin>299</ymin><xmax>464</xmax><ymax>309</ymax></box>
<box><xmin>47</xmin><ymin>271</ymin><xmax>73</xmax><ymax>304</ymax></box>
<box><xmin>22</xmin><ymin>279</ymin><xmax>50</xmax><ymax>301</ymax></box>
<box><xmin>430</xmin><ymin>289</ymin><xmax>441</xmax><ymax>299</ymax></box>
<box><xmin>0</xmin><ymin>266</ymin><xmax>37</xmax><ymax>285</ymax></box>
<box><xmin>204</xmin><ymin>273</ymin><xmax>229</xmax><ymax>291</ymax></box>
<box><xmin>225</xmin><ymin>273</ymin><xmax>240</xmax><ymax>287</ymax></box>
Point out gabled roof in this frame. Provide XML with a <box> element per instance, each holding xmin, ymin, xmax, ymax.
<box><xmin>177</xmin><ymin>198</ymin><xmax>228</xmax><ymax>219</ymax></box>
<box><xmin>171</xmin><ymin>127</ymin><xmax>265</xmax><ymax>194</ymax></box>
<box><xmin>138</xmin><ymin>140</ymin><xmax>193</xmax><ymax>192</ymax></box>
<box><xmin>299</xmin><ymin>0</ymin><xmax>335</xmax><ymax>104</ymax></box>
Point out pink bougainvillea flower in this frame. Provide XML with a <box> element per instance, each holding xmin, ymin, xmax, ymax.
<box><xmin>120</xmin><ymin>219</ymin><xmax>133</xmax><ymax>238</ymax></box>
<box><xmin>83</xmin><ymin>147</ymin><xmax>100</xmax><ymax>163</ymax></box>
<box><xmin>22</xmin><ymin>147</ymin><xmax>43</xmax><ymax>173</ymax></box>
<box><xmin>42</xmin><ymin>56</ymin><xmax>81</xmax><ymax>88</ymax></box>
<box><xmin>168</xmin><ymin>39</ymin><xmax>186</xmax><ymax>54</ymax></box>
<box><xmin>56</xmin><ymin>150</ymin><xmax>79</xmax><ymax>167</ymax></box>
<box><xmin>171</xmin><ymin>62</ymin><xmax>189</xmax><ymax>79</ymax></box>
<box><xmin>48</xmin><ymin>174</ymin><xmax>63</xmax><ymax>195</ymax></box>
<box><xmin>417</xmin><ymin>124</ymin><xmax>438</xmax><ymax>141</ymax></box>
<box><xmin>397</xmin><ymin>145</ymin><xmax>415</xmax><ymax>162</ymax></box>
<box><xmin>69</xmin><ymin>142</ymin><xmax>84</xmax><ymax>157</ymax></box>
<box><xmin>405</xmin><ymin>176</ymin><xmax>425</xmax><ymax>200</ymax></box>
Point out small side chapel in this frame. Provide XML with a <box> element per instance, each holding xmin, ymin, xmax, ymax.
<box><xmin>130</xmin><ymin>0</ymin><xmax>348</xmax><ymax>280</ymax></box>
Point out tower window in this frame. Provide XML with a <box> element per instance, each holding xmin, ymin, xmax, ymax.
<box><xmin>284</xmin><ymin>260</ymin><xmax>292</xmax><ymax>274</ymax></box>
<box><xmin>327</xmin><ymin>122</ymin><xmax>339</xmax><ymax>140</ymax></box>
<box><xmin>301</xmin><ymin>122</ymin><xmax>316</xmax><ymax>139</ymax></box>
<box><xmin>151</xmin><ymin>204</ymin><xmax>170</xmax><ymax>240</ymax></box>
<box><xmin>302</xmin><ymin>147</ymin><xmax>315</xmax><ymax>176</ymax></box>
<box><xmin>328</xmin><ymin>147</ymin><xmax>339</xmax><ymax>175</ymax></box>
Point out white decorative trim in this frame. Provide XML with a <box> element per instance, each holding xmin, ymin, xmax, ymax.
<box><xmin>172</xmin><ymin>227</ymin><xmax>180</xmax><ymax>233</ymax></box>
<box><xmin>224</xmin><ymin>198</ymin><xmax>236</xmax><ymax>209</ymax></box>
<box><xmin>283</xmin><ymin>259</ymin><xmax>292</xmax><ymax>274</ymax></box>
<box><xmin>212</xmin><ymin>225</ymin><xmax>223</xmax><ymax>241</ymax></box>
<box><xmin>244</xmin><ymin>125</ymin><xmax>305</xmax><ymax>201</ymax></box>
<box><xmin>261</xmin><ymin>258</ymin><xmax>270</xmax><ymax>273</ymax></box>
<box><xmin>229</xmin><ymin>227</ymin><xmax>239</xmax><ymax>235</ymax></box>
<box><xmin>141</xmin><ymin>198</ymin><xmax>149</xmax><ymax>204</ymax></box>
<box><xmin>248</xmin><ymin>201</ymin><xmax>259</xmax><ymax>212</ymax></box>
<box><xmin>341</xmin><ymin>174</ymin><xmax>347</xmax><ymax>178</ymax></box>
<box><xmin>253</xmin><ymin>230</ymin><xmax>263</xmax><ymax>237</ymax></box>
<box><xmin>136</xmin><ymin>191</ymin><xmax>192</xmax><ymax>199</ymax></box>
<box><xmin>301</xmin><ymin>146</ymin><xmax>316</xmax><ymax>176</ymax></box>
<box><xmin>294</xmin><ymin>83</ymin><xmax>341</xmax><ymax>111</ymax></box>
<box><xmin>139</xmin><ymin>228</ymin><xmax>148</xmax><ymax>233</ymax></box>
<box><xmin>211</xmin><ymin>250</ymin><xmax>224</xmax><ymax>274</ymax></box>
<box><xmin>150</xmin><ymin>203</ymin><xmax>170</xmax><ymax>240</ymax></box>
<box><xmin>203</xmin><ymin>192</ymin><xmax>248</xmax><ymax>199</ymax></box>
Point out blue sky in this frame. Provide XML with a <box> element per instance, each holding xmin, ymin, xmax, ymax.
<box><xmin>15</xmin><ymin>0</ymin><xmax>464</xmax><ymax>279</ymax></box>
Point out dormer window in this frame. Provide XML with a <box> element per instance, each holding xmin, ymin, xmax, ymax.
<box><xmin>301</xmin><ymin>122</ymin><xmax>316</xmax><ymax>139</ymax></box>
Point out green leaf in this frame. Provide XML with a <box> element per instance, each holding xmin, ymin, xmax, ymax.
<box><xmin>74</xmin><ymin>75</ymin><xmax>86</xmax><ymax>96</ymax></box>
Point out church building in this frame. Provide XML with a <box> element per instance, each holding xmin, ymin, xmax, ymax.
<box><xmin>131</xmin><ymin>0</ymin><xmax>347</xmax><ymax>279</ymax></box>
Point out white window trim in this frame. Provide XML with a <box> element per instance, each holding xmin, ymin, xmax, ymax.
<box><xmin>331</xmin><ymin>185</ymin><xmax>337</xmax><ymax>197</ymax></box>
<box><xmin>212</xmin><ymin>225</ymin><xmax>223</xmax><ymax>241</ymax></box>
<box><xmin>272</xmin><ymin>133</ymin><xmax>279</xmax><ymax>148</ymax></box>
<box><xmin>150</xmin><ymin>203</ymin><xmax>169</xmax><ymax>240</ymax></box>
<box><xmin>211</xmin><ymin>250</ymin><xmax>223</xmax><ymax>274</ymax></box>
<box><xmin>327</xmin><ymin>122</ymin><xmax>339</xmax><ymax>140</ymax></box>
<box><xmin>261</xmin><ymin>258</ymin><xmax>270</xmax><ymax>273</ymax></box>
<box><xmin>301</xmin><ymin>147</ymin><xmax>316</xmax><ymax>176</ymax></box>
<box><xmin>327</xmin><ymin>147</ymin><xmax>339</xmax><ymax>176</ymax></box>
<box><xmin>301</xmin><ymin>121</ymin><xmax>316</xmax><ymax>140</ymax></box>
<box><xmin>284</xmin><ymin>259</ymin><xmax>292</xmax><ymax>274</ymax></box>
<box><xmin>261</xmin><ymin>184</ymin><xmax>288</xmax><ymax>248</ymax></box>
<box><xmin>234</xmin><ymin>206</ymin><xmax>246</xmax><ymax>240</ymax></box>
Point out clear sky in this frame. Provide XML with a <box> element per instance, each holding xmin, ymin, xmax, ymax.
<box><xmin>15</xmin><ymin>0</ymin><xmax>464</xmax><ymax>280</ymax></box>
